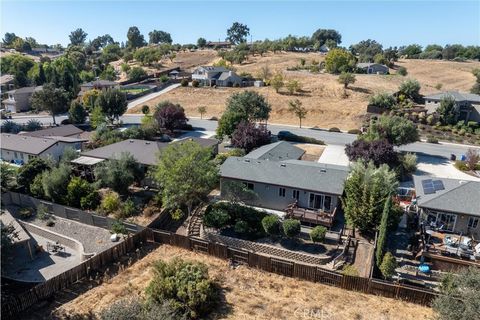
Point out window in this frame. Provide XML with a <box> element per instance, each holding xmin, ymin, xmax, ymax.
<box><xmin>309</xmin><ymin>193</ymin><xmax>324</xmax><ymax>210</ymax></box>
<box><xmin>14</xmin><ymin>152</ymin><xmax>18</xmax><ymax>159</ymax></box>
<box><xmin>437</xmin><ymin>213</ymin><xmax>457</xmax><ymax>232</ymax></box>
<box><xmin>243</xmin><ymin>182</ymin><xmax>254</xmax><ymax>190</ymax></box>
<box><xmin>292</xmin><ymin>190</ymin><xmax>299</xmax><ymax>200</ymax></box>
<box><xmin>324</xmin><ymin>196</ymin><xmax>332</xmax><ymax>212</ymax></box>
<box><xmin>468</xmin><ymin>217</ymin><xmax>479</xmax><ymax>229</ymax></box>
<box><xmin>278</xmin><ymin>187</ymin><xmax>286</xmax><ymax>197</ymax></box>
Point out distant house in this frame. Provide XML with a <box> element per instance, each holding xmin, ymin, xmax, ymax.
<box><xmin>79</xmin><ymin>80</ymin><xmax>119</xmax><ymax>95</ymax></box>
<box><xmin>0</xmin><ymin>133</ymin><xmax>84</xmax><ymax>164</ymax></box>
<box><xmin>413</xmin><ymin>175</ymin><xmax>480</xmax><ymax>239</ymax></box>
<box><xmin>20</xmin><ymin>124</ymin><xmax>85</xmax><ymax>139</ymax></box>
<box><xmin>424</xmin><ymin>91</ymin><xmax>480</xmax><ymax>123</ymax></box>
<box><xmin>1</xmin><ymin>86</ymin><xmax>42</xmax><ymax>113</ymax></box>
<box><xmin>205</xmin><ymin>41</ymin><xmax>232</xmax><ymax>49</ymax></box>
<box><xmin>191</xmin><ymin>66</ymin><xmax>243</xmax><ymax>87</ymax></box>
<box><xmin>0</xmin><ymin>74</ymin><xmax>15</xmax><ymax>93</ymax></box>
<box><xmin>219</xmin><ymin>142</ymin><xmax>349</xmax><ymax>227</ymax></box>
<box><xmin>356</xmin><ymin>63</ymin><xmax>389</xmax><ymax>75</ymax></box>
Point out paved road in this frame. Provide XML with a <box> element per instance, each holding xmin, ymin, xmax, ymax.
<box><xmin>3</xmin><ymin>114</ymin><xmax>479</xmax><ymax>159</ymax></box>
<box><xmin>127</xmin><ymin>83</ymin><xmax>181</xmax><ymax>110</ymax></box>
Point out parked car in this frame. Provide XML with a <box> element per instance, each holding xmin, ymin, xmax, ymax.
<box><xmin>1</xmin><ymin>110</ymin><xmax>12</xmax><ymax>119</ymax></box>
<box><xmin>277</xmin><ymin>130</ymin><xmax>293</xmax><ymax>140</ymax></box>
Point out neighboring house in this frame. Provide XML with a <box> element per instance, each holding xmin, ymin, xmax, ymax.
<box><xmin>0</xmin><ymin>74</ymin><xmax>15</xmax><ymax>94</ymax></box>
<box><xmin>79</xmin><ymin>80</ymin><xmax>119</xmax><ymax>95</ymax></box>
<box><xmin>244</xmin><ymin>141</ymin><xmax>305</xmax><ymax>161</ymax></box>
<box><xmin>1</xmin><ymin>86</ymin><xmax>42</xmax><ymax>113</ymax></box>
<box><xmin>220</xmin><ymin>148</ymin><xmax>349</xmax><ymax>227</ymax></box>
<box><xmin>424</xmin><ymin>91</ymin><xmax>480</xmax><ymax>123</ymax></box>
<box><xmin>0</xmin><ymin>133</ymin><xmax>84</xmax><ymax>164</ymax></box>
<box><xmin>20</xmin><ymin>124</ymin><xmax>85</xmax><ymax>139</ymax></box>
<box><xmin>205</xmin><ymin>41</ymin><xmax>232</xmax><ymax>49</ymax></box>
<box><xmin>356</xmin><ymin>63</ymin><xmax>389</xmax><ymax>75</ymax></box>
<box><xmin>191</xmin><ymin>66</ymin><xmax>243</xmax><ymax>87</ymax></box>
<box><xmin>413</xmin><ymin>175</ymin><xmax>480</xmax><ymax>239</ymax></box>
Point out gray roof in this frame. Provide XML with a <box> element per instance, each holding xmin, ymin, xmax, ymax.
<box><xmin>81</xmin><ymin>80</ymin><xmax>118</xmax><ymax>88</ymax></box>
<box><xmin>81</xmin><ymin>137</ymin><xmax>218</xmax><ymax>166</ymax></box>
<box><xmin>6</xmin><ymin>86</ymin><xmax>42</xmax><ymax>95</ymax></box>
<box><xmin>424</xmin><ymin>91</ymin><xmax>480</xmax><ymax>103</ymax></box>
<box><xmin>81</xmin><ymin>139</ymin><xmax>168</xmax><ymax>166</ymax></box>
<box><xmin>413</xmin><ymin>175</ymin><xmax>480</xmax><ymax>216</ymax></box>
<box><xmin>198</xmin><ymin>66</ymin><xmax>229</xmax><ymax>73</ymax></box>
<box><xmin>0</xmin><ymin>133</ymin><xmax>58</xmax><ymax>155</ymax></box>
<box><xmin>245</xmin><ymin>141</ymin><xmax>305</xmax><ymax>161</ymax></box>
<box><xmin>20</xmin><ymin>125</ymin><xmax>84</xmax><ymax>138</ymax></box>
<box><xmin>357</xmin><ymin>63</ymin><xmax>388</xmax><ymax>68</ymax></box>
<box><xmin>220</xmin><ymin>157</ymin><xmax>349</xmax><ymax>195</ymax></box>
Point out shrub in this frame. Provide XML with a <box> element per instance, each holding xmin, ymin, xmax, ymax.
<box><xmin>454</xmin><ymin>160</ymin><xmax>469</xmax><ymax>171</ymax></box>
<box><xmin>342</xmin><ymin>264</ymin><xmax>359</xmax><ymax>276</ymax></box>
<box><xmin>118</xmin><ymin>198</ymin><xmax>136</xmax><ymax>219</ymax></box>
<box><xmin>347</xmin><ymin>129</ymin><xmax>362</xmax><ymax>135</ymax></box>
<box><xmin>282</xmin><ymin>134</ymin><xmax>324</xmax><ymax>145</ymax></box>
<box><xmin>80</xmin><ymin>191</ymin><xmax>101</xmax><ymax>211</ymax></box>
<box><xmin>379</xmin><ymin>252</ymin><xmax>397</xmax><ymax>279</ymax></box>
<box><xmin>282</xmin><ymin>219</ymin><xmax>301</xmax><ymax>238</ymax></box>
<box><xmin>426</xmin><ymin>135</ymin><xmax>439</xmax><ymax>144</ymax></box>
<box><xmin>192</xmin><ymin>80</ymin><xmax>199</xmax><ymax>87</ymax></box>
<box><xmin>203</xmin><ymin>208</ymin><xmax>231</xmax><ymax>229</ymax></box>
<box><xmin>128</xmin><ymin>67</ymin><xmax>147</xmax><ymax>82</ymax></box>
<box><xmin>160</xmin><ymin>75</ymin><xmax>169</xmax><ymax>83</ymax></box>
<box><xmin>36</xmin><ymin>204</ymin><xmax>49</xmax><ymax>221</ymax></box>
<box><xmin>46</xmin><ymin>218</ymin><xmax>55</xmax><ymax>227</ymax></box>
<box><xmin>101</xmin><ymin>191</ymin><xmax>122</xmax><ymax>214</ymax></box>
<box><xmin>328</xmin><ymin>127</ymin><xmax>341</xmax><ymax>132</ymax></box>
<box><xmin>181</xmin><ymin>79</ymin><xmax>188</xmax><ymax>87</ymax></box>
<box><xmin>141</xmin><ymin>105</ymin><xmax>150</xmax><ymax>115</ymax></box>
<box><xmin>310</xmin><ymin>226</ymin><xmax>327</xmax><ymax>243</ymax></box>
<box><xmin>111</xmin><ymin>220</ymin><xmax>127</xmax><ymax>234</ymax></box>
<box><xmin>100</xmin><ymin>298</ymin><xmax>144</xmax><ymax>320</ymax></box>
<box><xmin>261</xmin><ymin>215</ymin><xmax>281</xmax><ymax>236</ymax></box>
<box><xmin>19</xmin><ymin>207</ymin><xmax>34</xmax><ymax>219</ymax></box>
<box><xmin>234</xmin><ymin>220</ymin><xmax>250</xmax><ymax>234</ymax></box>
<box><xmin>24</xmin><ymin>119</ymin><xmax>42</xmax><ymax>131</ymax></box>
<box><xmin>369</xmin><ymin>92</ymin><xmax>396</xmax><ymax>110</ymax></box>
<box><xmin>145</xmin><ymin>259</ymin><xmax>218</xmax><ymax>319</ymax></box>
<box><xmin>397</xmin><ymin>67</ymin><xmax>407</xmax><ymax>76</ymax></box>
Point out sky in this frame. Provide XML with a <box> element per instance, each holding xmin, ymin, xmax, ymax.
<box><xmin>1</xmin><ymin>0</ymin><xmax>479</xmax><ymax>48</ymax></box>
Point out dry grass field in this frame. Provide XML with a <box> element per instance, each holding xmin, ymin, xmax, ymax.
<box><xmin>127</xmin><ymin>51</ymin><xmax>480</xmax><ymax>130</ymax></box>
<box><xmin>55</xmin><ymin>244</ymin><xmax>434</xmax><ymax>320</ymax></box>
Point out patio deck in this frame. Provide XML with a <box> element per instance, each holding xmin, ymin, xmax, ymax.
<box><xmin>285</xmin><ymin>203</ymin><xmax>336</xmax><ymax>227</ymax></box>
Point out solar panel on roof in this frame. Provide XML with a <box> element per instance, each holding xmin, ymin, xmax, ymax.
<box><xmin>423</xmin><ymin>187</ymin><xmax>435</xmax><ymax>195</ymax></box>
<box><xmin>421</xmin><ymin>179</ymin><xmax>435</xmax><ymax>194</ymax></box>
<box><xmin>432</xmin><ymin>180</ymin><xmax>445</xmax><ymax>191</ymax></box>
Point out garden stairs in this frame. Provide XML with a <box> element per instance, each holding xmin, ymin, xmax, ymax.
<box><xmin>186</xmin><ymin>207</ymin><xmax>204</xmax><ymax>237</ymax></box>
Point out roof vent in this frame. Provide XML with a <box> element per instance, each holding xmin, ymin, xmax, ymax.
<box><xmin>320</xmin><ymin>168</ymin><xmax>327</xmax><ymax>173</ymax></box>
<box><xmin>129</xmin><ymin>140</ymin><xmax>134</xmax><ymax>143</ymax></box>
<box><xmin>244</xmin><ymin>159</ymin><xmax>250</xmax><ymax>162</ymax></box>
<box><xmin>145</xmin><ymin>142</ymin><xmax>150</xmax><ymax>145</ymax></box>
<box><xmin>280</xmin><ymin>163</ymin><xmax>286</xmax><ymax>167</ymax></box>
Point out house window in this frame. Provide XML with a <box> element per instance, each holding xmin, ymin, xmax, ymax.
<box><xmin>437</xmin><ymin>212</ymin><xmax>457</xmax><ymax>232</ymax></box>
<box><xmin>243</xmin><ymin>182</ymin><xmax>254</xmax><ymax>190</ymax></box>
<box><xmin>278</xmin><ymin>187</ymin><xmax>286</xmax><ymax>197</ymax></box>
<box><xmin>324</xmin><ymin>195</ymin><xmax>332</xmax><ymax>212</ymax></box>
<box><xmin>309</xmin><ymin>193</ymin><xmax>324</xmax><ymax>210</ymax></box>
<box><xmin>468</xmin><ymin>217</ymin><xmax>479</xmax><ymax>229</ymax></box>
<box><xmin>292</xmin><ymin>190</ymin><xmax>299</xmax><ymax>200</ymax></box>
<box><xmin>14</xmin><ymin>152</ymin><xmax>18</xmax><ymax>158</ymax></box>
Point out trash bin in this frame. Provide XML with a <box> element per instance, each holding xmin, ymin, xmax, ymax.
<box><xmin>450</xmin><ymin>154</ymin><xmax>456</xmax><ymax>161</ymax></box>
<box><xmin>461</xmin><ymin>154</ymin><xmax>466</xmax><ymax>161</ymax></box>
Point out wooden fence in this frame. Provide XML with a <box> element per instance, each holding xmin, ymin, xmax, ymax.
<box><xmin>148</xmin><ymin>229</ymin><xmax>439</xmax><ymax>306</ymax></box>
<box><xmin>1</xmin><ymin>229</ymin><xmax>149</xmax><ymax>319</ymax></box>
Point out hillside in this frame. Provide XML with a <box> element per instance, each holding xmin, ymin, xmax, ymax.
<box><xmin>127</xmin><ymin>51</ymin><xmax>480</xmax><ymax>129</ymax></box>
<box><xmin>53</xmin><ymin>245</ymin><xmax>434</xmax><ymax>320</ymax></box>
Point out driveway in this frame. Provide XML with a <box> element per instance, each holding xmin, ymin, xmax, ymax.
<box><xmin>127</xmin><ymin>83</ymin><xmax>181</xmax><ymax>110</ymax></box>
<box><xmin>317</xmin><ymin>145</ymin><xmax>350</xmax><ymax>166</ymax></box>
<box><xmin>415</xmin><ymin>154</ymin><xmax>480</xmax><ymax>181</ymax></box>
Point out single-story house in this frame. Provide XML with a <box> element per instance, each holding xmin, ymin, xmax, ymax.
<box><xmin>244</xmin><ymin>141</ymin><xmax>305</xmax><ymax>161</ymax></box>
<box><xmin>356</xmin><ymin>63</ymin><xmax>389</xmax><ymax>75</ymax></box>
<box><xmin>424</xmin><ymin>91</ymin><xmax>480</xmax><ymax>123</ymax></box>
<box><xmin>1</xmin><ymin>86</ymin><xmax>43</xmax><ymax>113</ymax></box>
<box><xmin>192</xmin><ymin>66</ymin><xmax>243</xmax><ymax>87</ymax></box>
<box><xmin>0</xmin><ymin>74</ymin><xmax>15</xmax><ymax>94</ymax></box>
<box><xmin>205</xmin><ymin>41</ymin><xmax>232</xmax><ymax>49</ymax></box>
<box><xmin>20</xmin><ymin>124</ymin><xmax>85</xmax><ymax>139</ymax></box>
<box><xmin>413</xmin><ymin>175</ymin><xmax>480</xmax><ymax>239</ymax></box>
<box><xmin>220</xmin><ymin>154</ymin><xmax>349</xmax><ymax>227</ymax></box>
<box><xmin>0</xmin><ymin>133</ymin><xmax>84</xmax><ymax>164</ymax></box>
<box><xmin>79</xmin><ymin>80</ymin><xmax>119</xmax><ymax>95</ymax></box>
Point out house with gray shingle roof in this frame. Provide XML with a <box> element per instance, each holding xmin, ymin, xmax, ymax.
<box><xmin>424</xmin><ymin>91</ymin><xmax>480</xmax><ymax>123</ymax></box>
<box><xmin>191</xmin><ymin>66</ymin><xmax>243</xmax><ymax>87</ymax></box>
<box><xmin>244</xmin><ymin>141</ymin><xmax>305</xmax><ymax>161</ymax></box>
<box><xmin>1</xmin><ymin>86</ymin><xmax>43</xmax><ymax>113</ymax></box>
<box><xmin>220</xmin><ymin>150</ymin><xmax>349</xmax><ymax>226</ymax></box>
<box><xmin>356</xmin><ymin>63</ymin><xmax>389</xmax><ymax>74</ymax></box>
<box><xmin>413</xmin><ymin>175</ymin><xmax>480</xmax><ymax>238</ymax></box>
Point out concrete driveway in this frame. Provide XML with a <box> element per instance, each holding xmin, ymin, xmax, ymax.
<box><xmin>127</xmin><ymin>83</ymin><xmax>181</xmax><ymax>110</ymax></box>
<box><xmin>415</xmin><ymin>154</ymin><xmax>480</xmax><ymax>181</ymax></box>
<box><xmin>317</xmin><ymin>145</ymin><xmax>350</xmax><ymax>166</ymax></box>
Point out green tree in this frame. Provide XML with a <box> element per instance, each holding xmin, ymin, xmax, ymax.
<box><xmin>148</xmin><ymin>30</ymin><xmax>172</xmax><ymax>44</ymax></box>
<box><xmin>68</xmin><ymin>100</ymin><xmax>87</xmax><ymax>124</ymax></box>
<box><xmin>95</xmin><ymin>88</ymin><xmax>127</xmax><ymax>124</ymax></box>
<box><xmin>133</xmin><ymin>47</ymin><xmax>161</xmax><ymax>66</ymax></box>
<box><xmin>66</xmin><ymin>177</ymin><xmax>99</xmax><ymax>209</ymax></box>
<box><xmin>310</xmin><ymin>226</ymin><xmax>327</xmax><ymax>243</ymax></box>
<box><xmin>398</xmin><ymin>79</ymin><xmax>421</xmax><ymax>101</ymax></box>
<box><xmin>126</xmin><ymin>26</ymin><xmax>146</xmax><ymax>49</ymax></box>
<box><xmin>154</xmin><ymin>140</ymin><xmax>218</xmax><ymax>215</ymax></box>
<box><xmin>375</xmin><ymin>196</ymin><xmax>392</xmax><ymax>267</ymax></box>
<box><xmin>271</xmin><ymin>73</ymin><xmax>284</xmax><ymax>93</ymax></box>
<box><xmin>401</xmin><ymin>44</ymin><xmax>423</xmax><ymax>58</ymax></box>
<box><xmin>286</xmin><ymin>79</ymin><xmax>301</xmax><ymax>94</ymax></box>
<box><xmin>17</xmin><ymin>158</ymin><xmax>50</xmax><ymax>194</ymax></box>
<box><xmin>221</xmin><ymin>180</ymin><xmax>258</xmax><ymax>204</ymax></box>
<box><xmin>262</xmin><ymin>215</ymin><xmax>281</xmax><ymax>236</ymax></box>
<box><xmin>437</xmin><ymin>95</ymin><xmax>458</xmax><ymax>125</ymax></box>
<box><xmin>2</xmin><ymin>32</ymin><xmax>18</xmax><ymax>46</ymax></box>
<box><xmin>288</xmin><ymin>99</ymin><xmax>308</xmax><ymax>128</ymax></box>
<box><xmin>282</xmin><ymin>219</ymin><xmax>301</xmax><ymax>238</ymax></box>
<box><xmin>43</xmin><ymin>56</ymin><xmax>80</xmax><ymax>98</ymax></box>
<box><xmin>90</xmin><ymin>106</ymin><xmax>106</xmax><ymax>129</ymax></box>
<box><xmin>99</xmin><ymin>65</ymin><xmax>117</xmax><ymax>81</ymax></box>
<box><xmin>349</xmin><ymin>39</ymin><xmax>383</xmax><ymax>62</ymax></box>
<box><xmin>379</xmin><ymin>252</ymin><xmax>397</xmax><ymax>279</ymax></box>
<box><xmin>94</xmin><ymin>152</ymin><xmax>142</xmax><ymax>195</ymax></box>
<box><xmin>41</xmin><ymin>164</ymin><xmax>72</xmax><ymax>204</ymax></box>
<box><xmin>101</xmin><ymin>43</ymin><xmax>122</xmax><ymax>63</ymax></box>
<box><xmin>197</xmin><ymin>37</ymin><xmax>207</xmax><ymax>48</ymax></box>
<box><xmin>69</xmin><ymin>28</ymin><xmax>87</xmax><ymax>46</ymax></box>
<box><xmin>226</xmin><ymin>22</ymin><xmax>250</xmax><ymax>44</ymax></box>
<box><xmin>1</xmin><ymin>54</ymin><xmax>35</xmax><ymax>87</ymax></box>
<box><xmin>128</xmin><ymin>66</ymin><xmax>147</xmax><ymax>82</ymax></box>
<box><xmin>311</xmin><ymin>29</ymin><xmax>342</xmax><ymax>47</ymax></box>
<box><xmin>324</xmin><ymin>48</ymin><xmax>356</xmax><ymax>74</ymax></box>
<box><xmin>1</xmin><ymin>163</ymin><xmax>16</xmax><ymax>191</ymax></box>
<box><xmin>30</xmin><ymin>83</ymin><xmax>69</xmax><ymax>125</ymax></box>
<box><xmin>342</xmin><ymin>161</ymin><xmax>398</xmax><ymax>235</ymax></box>
<box><xmin>433</xmin><ymin>267</ymin><xmax>480</xmax><ymax>320</ymax></box>
<box><xmin>337</xmin><ymin>72</ymin><xmax>356</xmax><ymax>89</ymax></box>
<box><xmin>369</xmin><ymin>92</ymin><xmax>396</xmax><ymax>109</ymax></box>
<box><xmin>197</xmin><ymin>106</ymin><xmax>207</xmax><ymax>119</ymax></box>
<box><xmin>362</xmin><ymin>115</ymin><xmax>419</xmax><ymax>146</ymax></box>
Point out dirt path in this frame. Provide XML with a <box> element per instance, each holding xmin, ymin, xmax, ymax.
<box><xmin>55</xmin><ymin>244</ymin><xmax>434</xmax><ymax>320</ymax></box>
